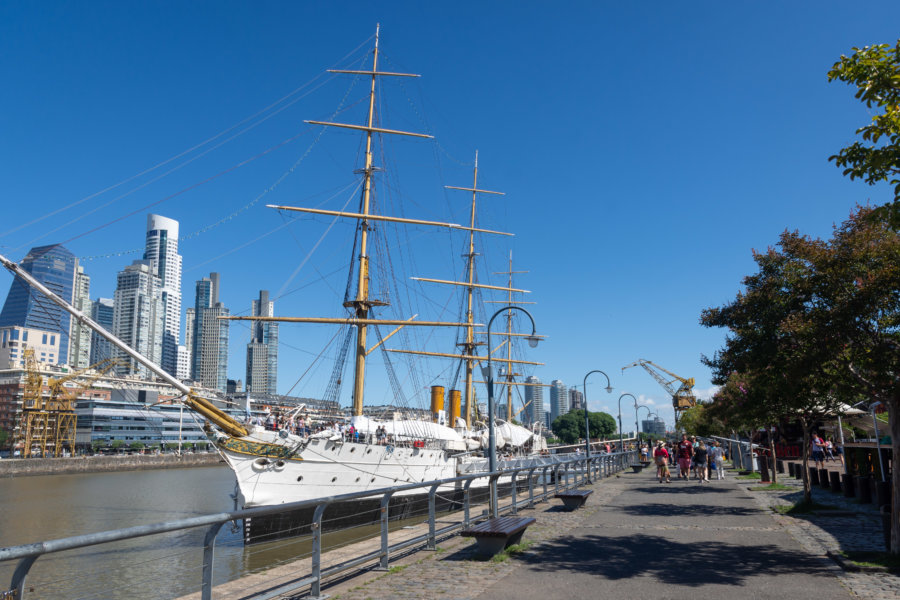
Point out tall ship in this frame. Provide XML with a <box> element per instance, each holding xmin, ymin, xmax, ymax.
<box><xmin>0</xmin><ymin>26</ymin><xmax>557</xmax><ymax>543</ymax></box>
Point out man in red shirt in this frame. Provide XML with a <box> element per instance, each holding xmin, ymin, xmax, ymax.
<box><xmin>677</xmin><ymin>434</ymin><xmax>693</xmax><ymax>480</ymax></box>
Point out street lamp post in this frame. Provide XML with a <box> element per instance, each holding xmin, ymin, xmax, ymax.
<box><xmin>617</xmin><ymin>393</ymin><xmax>637</xmax><ymax>452</ymax></box>
<box><xmin>484</xmin><ymin>306</ymin><xmax>541</xmax><ymax>517</ymax></box>
<box><xmin>637</xmin><ymin>404</ymin><xmax>652</xmax><ymax>443</ymax></box>
<box><xmin>582</xmin><ymin>370</ymin><xmax>613</xmax><ymax>482</ymax></box>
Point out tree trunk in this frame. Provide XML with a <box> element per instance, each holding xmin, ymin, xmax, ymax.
<box><xmin>769</xmin><ymin>424</ymin><xmax>777</xmax><ymax>484</ymax></box>
<box><xmin>890</xmin><ymin>395</ymin><xmax>899</xmax><ymax>554</ymax></box>
<box><xmin>801</xmin><ymin>417</ymin><xmax>812</xmax><ymax>505</ymax></box>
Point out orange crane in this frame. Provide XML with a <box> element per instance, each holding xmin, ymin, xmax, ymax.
<box><xmin>621</xmin><ymin>359</ymin><xmax>696</xmax><ymax>428</ymax></box>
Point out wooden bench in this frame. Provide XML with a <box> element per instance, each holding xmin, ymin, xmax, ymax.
<box><xmin>460</xmin><ymin>516</ymin><xmax>536</xmax><ymax>556</ymax></box>
<box><xmin>554</xmin><ymin>488</ymin><xmax>593</xmax><ymax>511</ymax></box>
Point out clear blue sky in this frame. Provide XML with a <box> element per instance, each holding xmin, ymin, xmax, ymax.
<box><xmin>1</xmin><ymin>2</ymin><xmax>898</xmax><ymax>429</ymax></box>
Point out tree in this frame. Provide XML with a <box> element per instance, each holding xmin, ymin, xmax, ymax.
<box><xmin>701</xmin><ymin>229</ymin><xmax>847</xmax><ymax>499</ymax></box>
<box><xmin>828</xmin><ymin>41</ymin><xmax>900</xmax><ymax>228</ymax></box>
<box><xmin>110</xmin><ymin>440</ymin><xmax>125</xmax><ymax>452</ymax></box>
<box><xmin>129</xmin><ymin>442</ymin><xmax>144</xmax><ymax>452</ymax></box>
<box><xmin>0</xmin><ymin>427</ymin><xmax>8</xmax><ymax>449</ymax></box>
<box><xmin>551</xmin><ymin>410</ymin><xmax>616</xmax><ymax>444</ymax></box>
<box><xmin>91</xmin><ymin>439</ymin><xmax>106</xmax><ymax>454</ymax></box>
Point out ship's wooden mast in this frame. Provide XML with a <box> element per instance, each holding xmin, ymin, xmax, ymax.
<box><xmin>492</xmin><ymin>253</ymin><xmax>528</xmax><ymax>421</ymax></box>
<box><xmin>443</xmin><ymin>153</ymin><xmax>505</xmax><ymax>427</ymax></box>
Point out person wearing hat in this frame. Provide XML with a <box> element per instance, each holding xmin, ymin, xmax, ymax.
<box><xmin>653</xmin><ymin>440</ymin><xmax>671</xmax><ymax>483</ymax></box>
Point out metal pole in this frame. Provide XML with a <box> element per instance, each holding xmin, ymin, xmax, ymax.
<box><xmin>582</xmin><ymin>370</ymin><xmax>612</xmax><ymax>481</ymax></box>
<box><xmin>617</xmin><ymin>393</ymin><xmax>637</xmax><ymax>453</ymax></box>
<box><xmin>837</xmin><ymin>415</ymin><xmax>848</xmax><ymax>476</ymax></box>
<box><xmin>871</xmin><ymin>402</ymin><xmax>886</xmax><ymax>482</ymax></box>
<box><xmin>485</xmin><ymin>306</ymin><xmax>539</xmax><ymax>517</ymax></box>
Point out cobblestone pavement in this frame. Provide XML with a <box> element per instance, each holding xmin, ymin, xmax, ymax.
<box><xmin>325</xmin><ymin>467</ymin><xmax>882</xmax><ymax>600</ymax></box>
<box><xmin>743</xmin><ymin>470</ymin><xmax>900</xmax><ymax>600</ymax></box>
<box><xmin>327</xmin><ymin>479</ymin><xmax>625</xmax><ymax>600</ymax></box>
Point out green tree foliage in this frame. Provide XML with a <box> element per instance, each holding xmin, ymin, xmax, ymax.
<box><xmin>110</xmin><ymin>440</ymin><xmax>125</xmax><ymax>450</ymax></box>
<box><xmin>129</xmin><ymin>442</ymin><xmax>144</xmax><ymax>451</ymax></box>
<box><xmin>551</xmin><ymin>410</ymin><xmax>616</xmax><ymax>444</ymax></box>
<box><xmin>701</xmin><ymin>207</ymin><xmax>900</xmax><ymax>550</ymax></box>
<box><xmin>677</xmin><ymin>404</ymin><xmax>725</xmax><ymax>438</ymax></box>
<box><xmin>828</xmin><ymin>41</ymin><xmax>900</xmax><ymax>228</ymax></box>
<box><xmin>0</xmin><ymin>428</ymin><xmax>8</xmax><ymax>449</ymax></box>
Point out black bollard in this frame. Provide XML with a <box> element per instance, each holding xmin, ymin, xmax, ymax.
<box><xmin>875</xmin><ymin>480</ymin><xmax>891</xmax><ymax>509</ymax></box>
<box><xmin>829</xmin><ymin>470</ymin><xmax>841</xmax><ymax>493</ymax></box>
<box><xmin>776</xmin><ymin>459</ymin><xmax>785</xmax><ymax>474</ymax></box>
<box><xmin>809</xmin><ymin>467</ymin><xmax>820</xmax><ymax>486</ymax></box>
<box><xmin>842</xmin><ymin>473</ymin><xmax>855</xmax><ymax>498</ymax></box>
<box><xmin>788</xmin><ymin>462</ymin><xmax>795</xmax><ymax>478</ymax></box>
<box><xmin>855</xmin><ymin>476</ymin><xmax>873</xmax><ymax>503</ymax></box>
<box><xmin>818</xmin><ymin>468</ymin><xmax>830</xmax><ymax>489</ymax></box>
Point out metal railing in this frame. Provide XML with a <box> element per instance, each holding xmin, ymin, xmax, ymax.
<box><xmin>1</xmin><ymin>450</ymin><xmax>636</xmax><ymax>600</ymax></box>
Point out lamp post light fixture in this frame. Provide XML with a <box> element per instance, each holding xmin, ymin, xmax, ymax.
<box><xmin>582</xmin><ymin>370</ymin><xmax>613</xmax><ymax>481</ymax></box>
<box><xmin>617</xmin><ymin>393</ymin><xmax>637</xmax><ymax>452</ymax></box>
<box><xmin>484</xmin><ymin>305</ymin><xmax>540</xmax><ymax>517</ymax></box>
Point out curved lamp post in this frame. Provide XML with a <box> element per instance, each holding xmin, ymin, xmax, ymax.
<box><xmin>582</xmin><ymin>370</ymin><xmax>613</xmax><ymax>482</ymax></box>
<box><xmin>637</xmin><ymin>404</ymin><xmax>652</xmax><ymax>443</ymax></box>
<box><xmin>484</xmin><ymin>305</ymin><xmax>540</xmax><ymax>517</ymax></box>
<box><xmin>617</xmin><ymin>393</ymin><xmax>637</xmax><ymax>452</ymax></box>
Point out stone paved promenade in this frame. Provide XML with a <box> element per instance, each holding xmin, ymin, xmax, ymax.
<box><xmin>320</xmin><ymin>466</ymin><xmax>898</xmax><ymax>600</ymax></box>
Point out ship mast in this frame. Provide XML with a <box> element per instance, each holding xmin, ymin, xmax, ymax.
<box><xmin>237</xmin><ymin>26</ymin><xmax>490</xmax><ymax>417</ymax></box>
<box><xmin>444</xmin><ymin>151</ymin><xmax>505</xmax><ymax>426</ymax></box>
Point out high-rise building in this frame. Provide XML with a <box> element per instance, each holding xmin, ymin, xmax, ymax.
<box><xmin>143</xmin><ymin>214</ymin><xmax>182</xmax><ymax>377</ymax></box>
<box><xmin>549</xmin><ymin>380</ymin><xmax>568</xmax><ymax>424</ymax></box>
<box><xmin>524</xmin><ymin>375</ymin><xmax>544</xmax><ymax>427</ymax></box>
<box><xmin>184</xmin><ymin>307</ymin><xmax>195</xmax><ymax>373</ymax></box>
<box><xmin>0</xmin><ymin>244</ymin><xmax>77</xmax><ymax>365</ymax></box>
<box><xmin>112</xmin><ymin>260</ymin><xmax>164</xmax><ymax>378</ymax></box>
<box><xmin>642</xmin><ymin>417</ymin><xmax>666</xmax><ymax>436</ymax></box>
<box><xmin>0</xmin><ymin>326</ymin><xmax>61</xmax><ymax>368</ymax></box>
<box><xmin>245</xmin><ymin>290</ymin><xmax>278</xmax><ymax>395</ymax></box>
<box><xmin>192</xmin><ymin>273</ymin><xmax>229</xmax><ymax>393</ymax></box>
<box><xmin>89</xmin><ymin>298</ymin><xmax>115</xmax><ymax>364</ymax></box>
<box><xmin>175</xmin><ymin>344</ymin><xmax>189</xmax><ymax>380</ymax></box>
<box><xmin>568</xmin><ymin>387</ymin><xmax>584</xmax><ymax>412</ymax></box>
<box><xmin>68</xmin><ymin>265</ymin><xmax>92</xmax><ymax>368</ymax></box>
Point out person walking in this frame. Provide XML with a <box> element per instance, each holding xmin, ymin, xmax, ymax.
<box><xmin>694</xmin><ymin>441</ymin><xmax>710</xmax><ymax>483</ymax></box>
<box><xmin>810</xmin><ymin>433</ymin><xmax>825</xmax><ymax>469</ymax></box>
<box><xmin>710</xmin><ymin>441</ymin><xmax>726</xmax><ymax>480</ymax></box>
<box><xmin>677</xmin><ymin>434</ymin><xmax>693</xmax><ymax>480</ymax></box>
<box><xmin>654</xmin><ymin>440</ymin><xmax>671</xmax><ymax>483</ymax></box>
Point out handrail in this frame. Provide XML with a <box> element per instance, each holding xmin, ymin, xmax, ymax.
<box><xmin>2</xmin><ymin>450</ymin><xmax>637</xmax><ymax>599</ymax></box>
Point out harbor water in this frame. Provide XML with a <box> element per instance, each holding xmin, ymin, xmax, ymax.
<box><xmin>0</xmin><ymin>465</ymin><xmax>395</xmax><ymax>599</ymax></box>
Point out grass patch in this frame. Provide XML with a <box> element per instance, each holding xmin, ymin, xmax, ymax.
<box><xmin>773</xmin><ymin>500</ymin><xmax>835</xmax><ymax>514</ymax></box>
<box><xmin>841</xmin><ymin>551</ymin><xmax>900</xmax><ymax>570</ymax></box>
<box><xmin>749</xmin><ymin>483</ymin><xmax>793</xmax><ymax>491</ymax></box>
<box><xmin>387</xmin><ymin>565</ymin><xmax>407</xmax><ymax>574</ymax></box>
<box><xmin>487</xmin><ymin>540</ymin><xmax>535</xmax><ymax>563</ymax></box>
<box><xmin>736</xmin><ymin>472</ymin><xmax>762</xmax><ymax>480</ymax></box>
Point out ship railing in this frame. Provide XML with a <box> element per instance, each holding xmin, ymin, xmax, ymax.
<box><xmin>0</xmin><ymin>450</ymin><xmax>638</xmax><ymax>600</ymax></box>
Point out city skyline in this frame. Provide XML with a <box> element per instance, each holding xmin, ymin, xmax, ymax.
<box><xmin>2</xmin><ymin>4</ymin><xmax>898</xmax><ymax>428</ymax></box>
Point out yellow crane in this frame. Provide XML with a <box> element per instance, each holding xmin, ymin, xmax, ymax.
<box><xmin>621</xmin><ymin>359</ymin><xmax>696</xmax><ymax>428</ymax></box>
<box><xmin>18</xmin><ymin>350</ymin><xmax>123</xmax><ymax>457</ymax></box>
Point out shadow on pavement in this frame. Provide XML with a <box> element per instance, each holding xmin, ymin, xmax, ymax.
<box><xmin>630</xmin><ymin>485</ymin><xmax>733</xmax><ymax>495</ymax></box>
<box><xmin>520</xmin><ymin>533</ymin><xmax>833</xmax><ymax>586</ymax></box>
<box><xmin>617</xmin><ymin>502</ymin><xmax>762</xmax><ymax>518</ymax></box>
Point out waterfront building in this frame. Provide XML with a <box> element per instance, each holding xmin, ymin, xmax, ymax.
<box><xmin>549</xmin><ymin>379</ymin><xmax>568</xmax><ymax>424</ymax></box>
<box><xmin>0</xmin><ymin>326</ymin><xmax>61</xmax><ymax>369</ymax></box>
<box><xmin>68</xmin><ymin>265</ymin><xmax>92</xmax><ymax>369</ymax></box>
<box><xmin>0</xmin><ymin>244</ymin><xmax>77</xmax><ymax>365</ymax></box>
<box><xmin>568</xmin><ymin>387</ymin><xmax>584</xmax><ymax>412</ymax></box>
<box><xmin>191</xmin><ymin>273</ymin><xmax>229</xmax><ymax>394</ymax></box>
<box><xmin>89</xmin><ymin>298</ymin><xmax>115</xmax><ymax>364</ymax></box>
<box><xmin>245</xmin><ymin>290</ymin><xmax>278</xmax><ymax>395</ymax></box>
<box><xmin>523</xmin><ymin>375</ymin><xmax>544</xmax><ymax>426</ymax></box>
<box><xmin>642</xmin><ymin>416</ymin><xmax>666</xmax><ymax>436</ymax></box>
<box><xmin>112</xmin><ymin>260</ymin><xmax>164</xmax><ymax>378</ymax></box>
<box><xmin>143</xmin><ymin>214</ymin><xmax>182</xmax><ymax>377</ymax></box>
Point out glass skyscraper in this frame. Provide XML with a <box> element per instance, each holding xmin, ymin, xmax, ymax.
<box><xmin>0</xmin><ymin>244</ymin><xmax>77</xmax><ymax>364</ymax></box>
<box><xmin>192</xmin><ymin>273</ymin><xmax>229</xmax><ymax>394</ymax></box>
<box><xmin>143</xmin><ymin>214</ymin><xmax>182</xmax><ymax>377</ymax></box>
